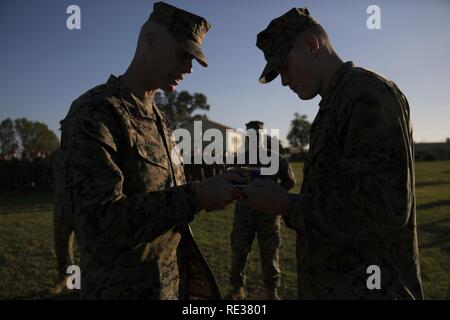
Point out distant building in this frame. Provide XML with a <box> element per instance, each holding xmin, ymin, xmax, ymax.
<box><xmin>179</xmin><ymin>118</ymin><xmax>285</xmax><ymax>162</ymax></box>
<box><xmin>179</xmin><ymin>118</ymin><xmax>245</xmax><ymax>160</ymax></box>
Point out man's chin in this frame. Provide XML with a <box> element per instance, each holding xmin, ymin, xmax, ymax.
<box><xmin>297</xmin><ymin>91</ymin><xmax>317</xmax><ymax>101</ymax></box>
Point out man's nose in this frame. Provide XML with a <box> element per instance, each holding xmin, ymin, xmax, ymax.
<box><xmin>183</xmin><ymin>59</ymin><xmax>193</xmax><ymax>74</ymax></box>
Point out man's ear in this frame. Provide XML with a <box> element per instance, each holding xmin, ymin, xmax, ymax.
<box><xmin>305</xmin><ymin>34</ymin><xmax>320</xmax><ymax>57</ymax></box>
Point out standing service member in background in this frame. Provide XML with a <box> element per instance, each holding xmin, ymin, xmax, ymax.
<box><xmin>228</xmin><ymin>121</ymin><xmax>296</xmax><ymax>300</ymax></box>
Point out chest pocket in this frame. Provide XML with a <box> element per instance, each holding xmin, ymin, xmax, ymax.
<box><xmin>131</xmin><ymin>112</ymin><xmax>170</xmax><ymax>171</ymax></box>
<box><xmin>304</xmin><ymin>109</ymin><xmax>335</xmax><ymax>172</ymax></box>
<box><xmin>119</xmin><ymin>122</ymin><xmax>173</xmax><ymax>193</ymax></box>
<box><xmin>124</xmin><ymin>139</ymin><xmax>171</xmax><ymax>193</ymax></box>
<box><xmin>136</xmin><ymin>141</ymin><xmax>169</xmax><ymax>170</ymax></box>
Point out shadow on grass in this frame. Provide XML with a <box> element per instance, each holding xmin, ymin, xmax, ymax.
<box><xmin>416</xmin><ymin>180</ymin><xmax>450</xmax><ymax>188</ymax></box>
<box><xmin>418</xmin><ymin>217</ymin><xmax>450</xmax><ymax>250</ymax></box>
<box><xmin>420</xmin><ymin>236</ymin><xmax>450</xmax><ymax>250</ymax></box>
<box><xmin>417</xmin><ymin>200</ymin><xmax>450</xmax><ymax>210</ymax></box>
<box><xmin>419</xmin><ymin>217</ymin><xmax>450</xmax><ymax>230</ymax></box>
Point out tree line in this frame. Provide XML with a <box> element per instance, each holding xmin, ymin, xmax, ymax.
<box><xmin>0</xmin><ymin>118</ymin><xmax>59</xmax><ymax>190</ymax></box>
<box><xmin>0</xmin><ymin>92</ymin><xmax>312</xmax><ymax>190</ymax></box>
<box><xmin>0</xmin><ymin>118</ymin><xmax>59</xmax><ymax>160</ymax></box>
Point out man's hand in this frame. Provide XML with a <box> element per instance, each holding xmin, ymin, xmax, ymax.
<box><xmin>243</xmin><ymin>178</ymin><xmax>290</xmax><ymax>214</ymax></box>
<box><xmin>191</xmin><ymin>173</ymin><xmax>245</xmax><ymax>212</ymax></box>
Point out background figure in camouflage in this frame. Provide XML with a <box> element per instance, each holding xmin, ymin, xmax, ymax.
<box><xmin>229</xmin><ymin>121</ymin><xmax>296</xmax><ymax>300</ymax></box>
<box><xmin>49</xmin><ymin>149</ymin><xmax>76</xmax><ymax>295</ymax></box>
<box><xmin>52</xmin><ymin>216</ymin><xmax>75</xmax><ymax>292</ymax></box>
<box><xmin>54</xmin><ymin>2</ymin><xmax>243</xmax><ymax>299</ymax></box>
<box><xmin>244</xmin><ymin>8</ymin><xmax>424</xmax><ymax>299</ymax></box>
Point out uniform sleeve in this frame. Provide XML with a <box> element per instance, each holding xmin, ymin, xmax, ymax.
<box><xmin>65</xmin><ymin>105</ymin><xmax>198</xmax><ymax>250</ymax></box>
<box><xmin>285</xmin><ymin>84</ymin><xmax>413</xmax><ymax>244</ymax></box>
<box><xmin>278</xmin><ymin>157</ymin><xmax>296</xmax><ymax>191</ymax></box>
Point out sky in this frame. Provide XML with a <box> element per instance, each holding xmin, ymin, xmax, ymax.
<box><xmin>0</xmin><ymin>0</ymin><xmax>449</xmax><ymax>145</ymax></box>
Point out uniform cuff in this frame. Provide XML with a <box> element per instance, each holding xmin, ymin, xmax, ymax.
<box><xmin>282</xmin><ymin>193</ymin><xmax>312</xmax><ymax>231</ymax></box>
<box><xmin>183</xmin><ymin>182</ymin><xmax>203</xmax><ymax>217</ymax></box>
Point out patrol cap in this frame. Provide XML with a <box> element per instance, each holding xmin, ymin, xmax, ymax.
<box><xmin>256</xmin><ymin>7</ymin><xmax>319</xmax><ymax>84</ymax></box>
<box><xmin>246</xmin><ymin>121</ymin><xmax>264</xmax><ymax>130</ymax></box>
<box><xmin>149</xmin><ymin>2</ymin><xmax>211</xmax><ymax>67</ymax></box>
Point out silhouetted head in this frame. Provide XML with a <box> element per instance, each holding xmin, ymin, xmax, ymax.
<box><xmin>257</xmin><ymin>7</ymin><xmax>339</xmax><ymax>100</ymax></box>
<box><xmin>132</xmin><ymin>2</ymin><xmax>211</xmax><ymax>92</ymax></box>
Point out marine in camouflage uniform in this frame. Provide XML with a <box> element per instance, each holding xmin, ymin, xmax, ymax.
<box><xmin>53</xmin><ymin>2</ymin><xmax>226</xmax><ymax>299</ymax></box>
<box><xmin>229</xmin><ymin>121</ymin><xmax>296</xmax><ymax>300</ymax></box>
<box><xmin>249</xmin><ymin>8</ymin><xmax>424</xmax><ymax>299</ymax></box>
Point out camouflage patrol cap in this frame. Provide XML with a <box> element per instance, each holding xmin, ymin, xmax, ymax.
<box><xmin>256</xmin><ymin>7</ymin><xmax>319</xmax><ymax>84</ymax></box>
<box><xmin>149</xmin><ymin>1</ymin><xmax>211</xmax><ymax>67</ymax></box>
<box><xmin>246</xmin><ymin>121</ymin><xmax>264</xmax><ymax>130</ymax></box>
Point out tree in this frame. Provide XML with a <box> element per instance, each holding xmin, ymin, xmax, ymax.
<box><xmin>287</xmin><ymin>113</ymin><xmax>311</xmax><ymax>151</ymax></box>
<box><xmin>14</xmin><ymin>118</ymin><xmax>59</xmax><ymax>159</ymax></box>
<box><xmin>0</xmin><ymin>118</ymin><xmax>19</xmax><ymax>159</ymax></box>
<box><xmin>154</xmin><ymin>90</ymin><xmax>210</xmax><ymax>130</ymax></box>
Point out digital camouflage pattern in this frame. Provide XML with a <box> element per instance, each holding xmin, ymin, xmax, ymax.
<box><xmin>230</xmin><ymin>128</ymin><xmax>296</xmax><ymax>289</ymax></box>
<box><xmin>230</xmin><ymin>206</ymin><xmax>282</xmax><ymax>289</ymax></box>
<box><xmin>50</xmin><ymin>149</ymin><xmax>76</xmax><ymax>278</ymax></box>
<box><xmin>256</xmin><ymin>7</ymin><xmax>318</xmax><ymax>84</ymax></box>
<box><xmin>150</xmin><ymin>1</ymin><xmax>211</xmax><ymax>67</ymax></box>
<box><xmin>283</xmin><ymin>61</ymin><xmax>424</xmax><ymax>299</ymax></box>
<box><xmin>56</xmin><ymin>75</ymin><xmax>220</xmax><ymax>299</ymax></box>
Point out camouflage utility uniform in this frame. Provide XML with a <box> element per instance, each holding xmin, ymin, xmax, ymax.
<box><xmin>58</xmin><ymin>75</ymin><xmax>219</xmax><ymax>299</ymax></box>
<box><xmin>256</xmin><ymin>8</ymin><xmax>424</xmax><ymax>299</ymax></box>
<box><xmin>230</xmin><ymin>151</ymin><xmax>296</xmax><ymax>291</ymax></box>
<box><xmin>55</xmin><ymin>2</ymin><xmax>219</xmax><ymax>299</ymax></box>
<box><xmin>284</xmin><ymin>61</ymin><xmax>424</xmax><ymax>299</ymax></box>
<box><xmin>50</xmin><ymin>149</ymin><xmax>76</xmax><ymax>280</ymax></box>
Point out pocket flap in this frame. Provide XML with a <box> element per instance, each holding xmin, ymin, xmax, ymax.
<box><xmin>136</xmin><ymin>142</ymin><xmax>169</xmax><ymax>170</ymax></box>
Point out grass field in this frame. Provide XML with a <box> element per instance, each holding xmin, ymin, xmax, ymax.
<box><xmin>0</xmin><ymin>161</ymin><xmax>449</xmax><ymax>299</ymax></box>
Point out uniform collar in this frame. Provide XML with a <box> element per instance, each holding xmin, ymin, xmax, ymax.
<box><xmin>319</xmin><ymin>61</ymin><xmax>355</xmax><ymax>108</ymax></box>
<box><xmin>107</xmin><ymin>74</ymin><xmax>155</xmax><ymax>118</ymax></box>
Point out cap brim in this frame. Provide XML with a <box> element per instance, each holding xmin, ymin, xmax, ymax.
<box><xmin>258</xmin><ymin>59</ymin><xmax>280</xmax><ymax>84</ymax></box>
<box><xmin>183</xmin><ymin>40</ymin><xmax>208</xmax><ymax>68</ymax></box>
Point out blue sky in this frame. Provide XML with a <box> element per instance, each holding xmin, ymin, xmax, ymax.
<box><xmin>1</xmin><ymin>0</ymin><xmax>449</xmax><ymax>144</ymax></box>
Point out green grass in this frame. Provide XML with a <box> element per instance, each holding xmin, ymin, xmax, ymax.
<box><xmin>0</xmin><ymin>161</ymin><xmax>449</xmax><ymax>299</ymax></box>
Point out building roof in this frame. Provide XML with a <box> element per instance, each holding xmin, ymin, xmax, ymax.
<box><xmin>181</xmin><ymin>118</ymin><xmax>235</xmax><ymax>130</ymax></box>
